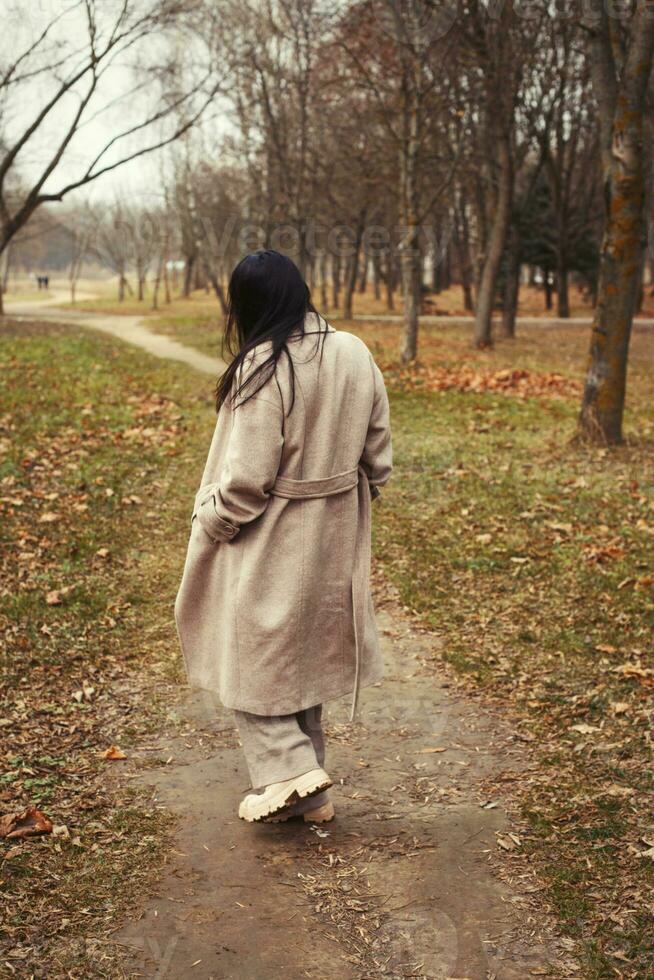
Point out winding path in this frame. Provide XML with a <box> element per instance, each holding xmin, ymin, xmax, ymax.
<box><xmin>4</xmin><ymin>293</ymin><xmax>225</xmax><ymax>376</ymax></box>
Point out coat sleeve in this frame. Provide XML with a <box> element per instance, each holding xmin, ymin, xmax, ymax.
<box><xmin>196</xmin><ymin>380</ymin><xmax>284</xmax><ymax>544</ymax></box>
<box><xmin>360</xmin><ymin>358</ymin><xmax>392</xmax><ymax>495</ymax></box>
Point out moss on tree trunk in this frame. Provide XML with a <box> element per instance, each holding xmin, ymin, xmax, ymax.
<box><xmin>579</xmin><ymin>6</ymin><xmax>654</xmax><ymax>443</ymax></box>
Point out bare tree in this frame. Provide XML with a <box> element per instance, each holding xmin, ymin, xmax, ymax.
<box><xmin>0</xmin><ymin>0</ymin><xmax>226</xmax><ymax>278</ymax></box>
<box><xmin>226</xmin><ymin>0</ymin><xmax>328</xmax><ymax>275</ymax></box>
<box><xmin>128</xmin><ymin>210</ymin><xmax>159</xmax><ymax>300</ymax></box>
<box><xmin>92</xmin><ymin>199</ymin><xmax>134</xmax><ymax>301</ymax></box>
<box><xmin>336</xmin><ymin>0</ymin><xmax>459</xmax><ymax>360</ymax></box>
<box><xmin>462</xmin><ymin>1</ymin><xmax>522</xmax><ymax>348</ymax></box>
<box><xmin>151</xmin><ymin>201</ymin><xmax>174</xmax><ymax>311</ymax></box>
<box><xmin>578</xmin><ymin>2</ymin><xmax>654</xmax><ymax>442</ymax></box>
<box><xmin>63</xmin><ymin>205</ymin><xmax>94</xmax><ymax>304</ymax></box>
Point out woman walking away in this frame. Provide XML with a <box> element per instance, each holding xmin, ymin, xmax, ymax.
<box><xmin>175</xmin><ymin>250</ymin><xmax>392</xmax><ymax>824</ymax></box>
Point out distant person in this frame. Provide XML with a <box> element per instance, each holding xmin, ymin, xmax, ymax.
<box><xmin>44</xmin><ymin>275</ymin><xmax>49</xmax><ymax>290</ymax></box>
<box><xmin>36</xmin><ymin>275</ymin><xmax>42</xmax><ymax>290</ymax></box>
<box><xmin>175</xmin><ymin>250</ymin><xmax>392</xmax><ymax>825</ymax></box>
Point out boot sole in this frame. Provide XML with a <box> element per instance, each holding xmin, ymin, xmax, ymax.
<box><xmin>239</xmin><ymin>770</ymin><xmax>333</xmax><ymax>823</ymax></box>
<box><xmin>266</xmin><ymin>800</ymin><xmax>335</xmax><ymax>824</ymax></box>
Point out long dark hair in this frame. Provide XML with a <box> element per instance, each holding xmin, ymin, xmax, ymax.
<box><xmin>215</xmin><ymin>250</ymin><xmax>326</xmax><ymax>413</ymax></box>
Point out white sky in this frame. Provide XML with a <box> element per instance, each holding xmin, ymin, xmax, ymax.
<box><xmin>2</xmin><ymin>0</ymin><xmax>228</xmax><ymax>208</ymax></box>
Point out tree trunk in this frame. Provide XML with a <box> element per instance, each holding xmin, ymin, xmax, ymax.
<box><xmin>579</xmin><ymin>5</ymin><xmax>654</xmax><ymax>443</ymax></box>
<box><xmin>373</xmin><ymin>254</ymin><xmax>381</xmax><ymax>301</ymax></box>
<box><xmin>164</xmin><ymin>261</ymin><xmax>171</xmax><ymax>304</ymax></box>
<box><xmin>501</xmin><ymin>225</ymin><xmax>520</xmax><ymax>338</ymax></box>
<box><xmin>193</xmin><ymin>257</ymin><xmax>203</xmax><ymax>292</ymax></box>
<box><xmin>343</xmin><ymin>218</ymin><xmax>365</xmax><ymax>320</ymax></box>
<box><xmin>0</xmin><ymin>243</ymin><xmax>10</xmax><ymax>314</ymax></box>
<box><xmin>634</xmin><ymin>249</ymin><xmax>645</xmax><ymax>312</ymax></box>
<box><xmin>399</xmin><ymin>114</ymin><xmax>421</xmax><ymax>360</ymax></box>
<box><xmin>343</xmin><ymin>255</ymin><xmax>358</xmax><ymax>320</ymax></box>
<box><xmin>454</xmin><ymin>199</ymin><xmax>475</xmax><ymax>312</ymax></box>
<box><xmin>319</xmin><ymin>252</ymin><xmax>328</xmax><ymax>309</ymax></box>
<box><xmin>357</xmin><ymin>251</ymin><xmax>368</xmax><ymax>293</ymax></box>
<box><xmin>152</xmin><ymin>249</ymin><xmax>164</xmax><ymax>311</ymax></box>
<box><xmin>556</xmin><ymin>255</ymin><xmax>570</xmax><ymax>318</ymax></box>
<box><xmin>432</xmin><ymin>246</ymin><xmax>442</xmax><ymax>293</ymax></box>
<box><xmin>207</xmin><ymin>269</ymin><xmax>229</xmax><ymax>317</ymax></box>
<box><xmin>2</xmin><ymin>245</ymin><xmax>11</xmax><ymax>294</ymax></box>
<box><xmin>331</xmin><ymin>253</ymin><xmax>341</xmax><ymax>310</ymax></box>
<box><xmin>442</xmin><ymin>247</ymin><xmax>452</xmax><ymax>290</ymax></box>
<box><xmin>400</xmin><ymin>229</ymin><xmax>421</xmax><ymax>363</ymax></box>
<box><xmin>183</xmin><ymin>254</ymin><xmax>195</xmax><ymax>297</ymax></box>
<box><xmin>473</xmin><ymin>134</ymin><xmax>513</xmax><ymax>348</ymax></box>
<box><xmin>385</xmin><ymin>252</ymin><xmax>396</xmax><ymax>311</ymax></box>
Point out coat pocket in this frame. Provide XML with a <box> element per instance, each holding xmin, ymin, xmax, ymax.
<box><xmin>195</xmin><ymin>492</ymin><xmax>239</xmax><ymax>544</ymax></box>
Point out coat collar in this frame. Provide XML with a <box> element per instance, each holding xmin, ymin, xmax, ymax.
<box><xmin>288</xmin><ymin>312</ymin><xmax>334</xmax><ymax>340</ymax></box>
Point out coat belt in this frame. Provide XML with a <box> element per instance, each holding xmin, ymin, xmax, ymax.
<box><xmin>270</xmin><ymin>467</ymin><xmax>359</xmax><ymax>499</ymax></box>
<box><xmin>271</xmin><ymin>465</ymin><xmax>371</xmax><ymax>722</ymax></box>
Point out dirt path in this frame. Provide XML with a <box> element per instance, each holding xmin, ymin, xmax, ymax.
<box><xmin>114</xmin><ymin>606</ymin><xmax>569</xmax><ymax>980</ymax></box>
<box><xmin>6</xmin><ymin>297</ymin><xmax>571</xmax><ymax>978</ymax></box>
<box><xmin>4</xmin><ymin>297</ymin><xmax>225</xmax><ymax>376</ymax></box>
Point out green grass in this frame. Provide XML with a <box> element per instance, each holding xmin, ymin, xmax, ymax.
<box><xmin>153</xmin><ymin>312</ymin><xmax>222</xmax><ymax>357</ymax></box>
<box><xmin>368</xmin><ymin>344</ymin><xmax>653</xmax><ymax>977</ymax></box>
<box><xmin>0</xmin><ymin>320</ymin><xmax>215</xmax><ymax>976</ymax></box>
<box><xmin>2</xmin><ymin>313</ymin><xmax>653</xmax><ymax>978</ymax></box>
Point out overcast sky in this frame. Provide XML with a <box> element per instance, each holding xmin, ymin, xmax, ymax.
<box><xmin>3</xmin><ymin>0</ymin><xmax>226</xmax><ymax>208</ymax></box>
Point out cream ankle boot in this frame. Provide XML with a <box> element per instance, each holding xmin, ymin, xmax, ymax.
<box><xmin>238</xmin><ymin>768</ymin><xmax>332</xmax><ymax>823</ymax></box>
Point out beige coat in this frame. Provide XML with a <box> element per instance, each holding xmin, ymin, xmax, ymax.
<box><xmin>174</xmin><ymin>315</ymin><xmax>392</xmax><ymax>719</ymax></box>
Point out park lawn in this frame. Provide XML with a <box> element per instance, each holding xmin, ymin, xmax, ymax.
<box><xmin>148</xmin><ymin>306</ymin><xmax>654</xmax><ymax>976</ymax></box>
<box><xmin>365</xmin><ymin>323</ymin><xmax>653</xmax><ymax>979</ymax></box>
<box><xmin>0</xmin><ymin>321</ymin><xmax>214</xmax><ymax>975</ymax></box>
<box><xmin>1</xmin><ymin>314</ymin><xmax>652</xmax><ymax>977</ymax></box>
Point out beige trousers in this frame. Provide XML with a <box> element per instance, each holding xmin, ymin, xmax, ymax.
<box><xmin>234</xmin><ymin>703</ymin><xmax>327</xmax><ymax>794</ymax></box>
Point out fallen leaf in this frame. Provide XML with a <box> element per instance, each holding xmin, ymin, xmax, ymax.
<box><xmin>603</xmin><ymin>784</ymin><xmax>634</xmax><ymax>798</ymax></box>
<box><xmin>612</xmin><ymin>663</ymin><xmax>654</xmax><ymax>680</ymax></box>
<box><xmin>101</xmin><ymin>745</ymin><xmax>127</xmax><ymax>760</ymax></box>
<box><xmin>546</xmin><ymin>522</ymin><xmax>573</xmax><ymax>534</ymax></box>
<box><xmin>0</xmin><ymin>806</ymin><xmax>53</xmax><ymax>839</ymax></box>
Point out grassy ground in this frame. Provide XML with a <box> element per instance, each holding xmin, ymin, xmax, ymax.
<box><xmin>359</xmin><ymin>322</ymin><xmax>653</xmax><ymax>979</ymax></box>
<box><xmin>147</xmin><ymin>307</ymin><xmax>654</xmax><ymax>977</ymax></box>
<box><xmin>2</xmin><ymin>310</ymin><xmax>652</xmax><ymax>977</ymax></box>
<box><xmin>0</xmin><ymin>321</ymin><xmax>214</xmax><ymax>976</ymax></box>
